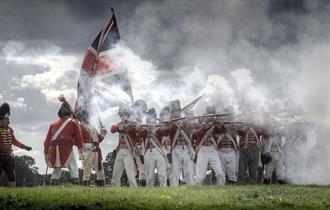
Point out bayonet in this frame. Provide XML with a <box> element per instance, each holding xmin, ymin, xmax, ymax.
<box><xmin>181</xmin><ymin>93</ymin><xmax>206</xmax><ymax>113</ymax></box>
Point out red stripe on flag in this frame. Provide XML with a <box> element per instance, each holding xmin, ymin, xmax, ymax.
<box><xmin>81</xmin><ymin>49</ymin><xmax>97</xmax><ymax>75</ymax></box>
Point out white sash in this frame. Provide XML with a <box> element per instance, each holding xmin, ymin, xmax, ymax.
<box><xmin>146</xmin><ymin>134</ymin><xmax>170</xmax><ymax>169</ymax></box>
<box><xmin>51</xmin><ymin>118</ymin><xmax>72</xmax><ymax>141</ymax></box>
<box><xmin>244</xmin><ymin>128</ymin><xmax>260</xmax><ymax>148</ymax></box>
<box><xmin>179</xmin><ymin>130</ymin><xmax>196</xmax><ymax>160</ymax></box>
<box><xmin>217</xmin><ymin>133</ymin><xmax>238</xmax><ymax>150</ymax></box>
<box><xmin>49</xmin><ymin>118</ymin><xmax>72</xmax><ymax>168</ymax></box>
<box><xmin>171</xmin><ymin>129</ymin><xmax>181</xmax><ymax>149</ymax></box>
<box><xmin>196</xmin><ymin>126</ymin><xmax>217</xmax><ymax>152</ymax></box>
<box><xmin>120</xmin><ymin>133</ymin><xmax>134</xmax><ymax>153</ymax></box>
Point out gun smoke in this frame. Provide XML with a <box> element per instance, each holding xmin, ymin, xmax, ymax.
<box><xmin>1</xmin><ymin>0</ymin><xmax>330</xmax><ymax>184</ymax></box>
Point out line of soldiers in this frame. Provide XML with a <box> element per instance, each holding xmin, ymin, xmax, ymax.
<box><xmin>0</xmin><ymin>95</ymin><xmax>287</xmax><ymax>187</ymax></box>
<box><xmin>110</xmin><ymin>100</ymin><xmax>287</xmax><ymax>187</ymax></box>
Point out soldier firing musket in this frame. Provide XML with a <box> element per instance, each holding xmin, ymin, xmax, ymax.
<box><xmin>192</xmin><ymin>105</ymin><xmax>226</xmax><ymax>186</ymax></box>
<box><xmin>237</xmin><ymin>122</ymin><xmax>265</xmax><ymax>184</ymax></box>
<box><xmin>158</xmin><ymin>100</ymin><xmax>200</xmax><ymax>186</ymax></box>
<box><xmin>131</xmin><ymin>99</ymin><xmax>148</xmax><ymax>185</ymax></box>
<box><xmin>111</xmin><ymin>105</ymin><xmax>140</xmax><ymax>187</ymax></box>
<box><xmin>136</xmin><ymin>108</ymin><xmax>169</xmax><ymax>187</ymax></box>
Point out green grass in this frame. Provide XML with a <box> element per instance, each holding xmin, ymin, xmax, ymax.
<box><xmin>0</xmin><ymin>185</ymin><xmax>330</xmax><ymax>209</ymax></box>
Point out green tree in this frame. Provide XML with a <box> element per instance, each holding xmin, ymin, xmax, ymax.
<box><xmin>0</xmin><ymin>155</ymin><xmax>42</xmax><ymax>187</ymax></box>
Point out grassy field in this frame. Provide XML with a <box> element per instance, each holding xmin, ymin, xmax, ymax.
<box><xmin>0</xmin><ymin>185</ymin><xmax>329</xmax><ymax>210</ymax></box>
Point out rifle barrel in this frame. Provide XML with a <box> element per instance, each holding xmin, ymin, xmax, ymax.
<box><xmin>163</xmin><ymin>113</ymin><xmax>235</xmax><ymax>123</ymax></box>
<box><xmin>140</xmin><ymin>124</ymin><xmax>165</xmax><ymax>127</ymax></box>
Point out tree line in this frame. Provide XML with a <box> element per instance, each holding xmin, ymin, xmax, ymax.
<box><xmin>0</xmin><ymin>150</ymin><xmax>217</xmax><ymax>187</ymax></box>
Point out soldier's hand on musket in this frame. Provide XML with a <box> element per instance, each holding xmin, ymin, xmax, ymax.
<box><xmin>176</xmin><ymin>120</ymin><xmax>184</xmax><ymax>128</ymax></box>
<box><xmin>24</xmin><ymin>145</ymin><xmax>32</xmax><ymax>151</ymax></box>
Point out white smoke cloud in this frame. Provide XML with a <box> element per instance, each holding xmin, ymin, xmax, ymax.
<box><xmin>231</xmin><ymin>68</ymin><xmax>268</xmax><ymax>112</ymax></box>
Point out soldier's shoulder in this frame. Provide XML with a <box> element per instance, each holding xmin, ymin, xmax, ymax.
<box><xmin>50</xmin><ymin>119</ymin><xmax>59</xmax><ymax>126</ymax></box>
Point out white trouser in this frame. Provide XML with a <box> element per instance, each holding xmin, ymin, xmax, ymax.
<box><xmin>218</xmin><ymin>147</ymin><xmax>238</xmax><ymax>182</ymax></box>
<box><xmin>145</xmin><ymin>148</ymin><xmax>167</xmax><ymax>187</ymax></box>
<box><xmin>264</xmin><ymin>151</ymin><xmax>285</xmax><ymax>180</ymax></box>
<box><xmin>171</xmin><ymin>145</ymin><xmax>194</xmax><ymax>186</ymax></box>
<box><xmin>196</xmin><ymin>145</ymin><xmax>225</xmax><ymax>186</ymax></box>
<box><xmin>82</xmin><ymin>144</ymin><xmax>105</xmax><ymax>181</ymax></box>
<box><xmin>112</xmin><ymin>148</ymin><xmax>137</xmax><ymax>187</ymax></box>
<box><xmin>51</xmin><ymin>151</ymin><xmax>79</xmax><ymax>179</ymax></box>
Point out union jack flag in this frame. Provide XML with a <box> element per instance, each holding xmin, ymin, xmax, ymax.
<box><xmin>75</xmin><ymin>11</ymin><xmax>134</xmax><ymax>116</ymax></box>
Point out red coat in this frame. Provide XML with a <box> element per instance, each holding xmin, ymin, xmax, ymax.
<box><xmin>192</xmin><ymin>119</ymin><xmax>222</xmax><ymax>147</ymax></box>
<box><xmin>238</xmin><ymin>126</ymin><xmax>262</xmax><ymax>147</ymax></box>
<box><xmin>0</xmin><ymin>127</ymin><xmax>26</xmax><ymax>154</ymax></box>
<box><xmin>160</xmin><ymin>120</ymin><xmax>199</xmax><ymax>148</ymax></box>
<box><xmin>111</xmin><ymin>122</ymin><xmax>139</xmax><ymax>150</ymax></box>
<box><xmin>81</xmin><ymin>123</ymin><xmax>104</xmax><ymax>144</ymax></box>
<box><xmin>136</xmin><ymin>127</ymin><xmax>166</xmax><ymax>149</ymax></box>
<box><xmin>81</xmin><ymin>122</ymin><xmax>105</xmax><ymax>170</ymax></box>
<box><xmin>44</xmin><ymin>116</ymin><xmax>83</xmax><ymax>168</ymax></box>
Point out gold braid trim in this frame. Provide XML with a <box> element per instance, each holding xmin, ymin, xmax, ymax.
<box><xmin>0</xmin><ymin>128</ymin><xmax>12</xmax><ymax>148</ymax></box>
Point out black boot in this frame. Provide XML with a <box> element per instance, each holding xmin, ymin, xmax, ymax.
<box><xmin>50</xmin><ymin>179</ymin><xmax>60</xmax><ymax>186</ymax></box>
<box><xmin>139</xmin><ymin>179</ymin><xmax>146</xmax><ymax>187</ymax></box>
<box><xmin>263</xmin><ymin>179</ymin><xmax>271</xmax><ymax>184</ymax></box>
<box><xmin>227</xmin><ymin>180</ymin><xmax>237</xmax><ymax>185</ymax></box>
<box><xmin>83</xmin><ymin>180</ymin><xmax>90</xmax><ymax>186</ymax></box>
<box><xmin>96</xmin><ymin>180</ymin><xmax>105</xmax><ymax>187</ymax></box>
<box><xmin>50</xmin><ymin>179</ymin><xmax>59</xmax><ymax>185</ymax></box>
<box><xmin>70</xmin><ymin>178</ymin><xmax>80</xmax><ymax>185</ymax></box>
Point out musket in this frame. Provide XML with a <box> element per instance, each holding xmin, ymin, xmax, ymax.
<box><xmin>139</xmin><ymin>124</ymin><xmax>165</xmax><ymax>127</ymax></box>
<box><xmin>222</xmin><ymin>121</ymin><xmax>255</xmax><ymax>125</ymax></box>
<box><xmin>181</xmin><ymin>93</ymin><xmax>206</xmax><ymax>113</ymax></box>
<box><xmin>163</xmin><ymin>113</ymin><xmax>235</xmax><ymax>124</ymax></box>
<box><xmin>120</xmin><ymin>120</ymin><xmax>139</xmax><ymax>130</ymax></box>
<box><xmin>235</xmin><ymin>110</ymin><xmax>310</xmax><ymax>117</ymax></box>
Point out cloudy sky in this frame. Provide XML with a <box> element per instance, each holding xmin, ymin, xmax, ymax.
<box><xmin>1</xmin><ymin>0</ymin><xmax>330</xmax><ymax>177</ymax></box>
